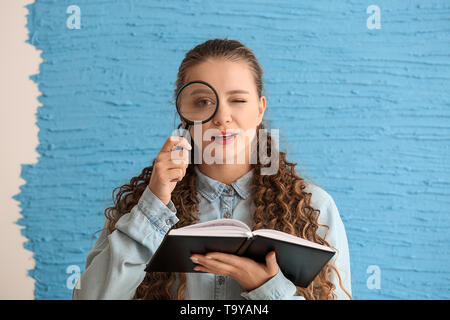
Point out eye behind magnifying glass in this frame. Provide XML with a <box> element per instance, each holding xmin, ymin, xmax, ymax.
<box><xmin>173</xmin><ymin>80</ymin><xmax>220</xmax><ymax>153</ymax></box>
<box><xmin>175</xmin><ymin>80</ymin><xmax>220</xmax><ymax>127</ymax></box>
<box><xmin>194</xmin><ymin>98</ymin><xmax>214</xmax><ymax>108</ymax></box>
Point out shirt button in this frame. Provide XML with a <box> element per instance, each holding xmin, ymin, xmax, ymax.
<box><xmin>224</xmin><ymin>212</ymin><xmax>231</xmax><ymax>218</ymax></box>
<box><xmin>218</xmin><ymin>276</ymin><xmax>225</xmax><ymax>285</ymax></box>
<box><xmin>226</xmin><ymin>188</ymin><xmax>233</xmax><ymax>194</ymax></box>
<box><xmin>165</xmin><ymin>219</ymin><xmax>171</xmax><ymax>225</ymax></box>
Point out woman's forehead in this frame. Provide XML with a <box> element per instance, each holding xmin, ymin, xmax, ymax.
<box><xmin>184</xmin><ymin>59</ymin><xmax>256</xmax><ymax>94</ymax></box>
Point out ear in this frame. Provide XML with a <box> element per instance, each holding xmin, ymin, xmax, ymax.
<box><xmin>256</xmin><ymin>95</ymin><xmax>267</xmax><ymax>127</ymax></box>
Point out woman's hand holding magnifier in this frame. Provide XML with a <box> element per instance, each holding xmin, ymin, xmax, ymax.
<box><xmin>148</xmin><ymin>80</ymin><xmax>217</xmax><ymax>206</ymax></box>
<box><xmin>148</xmin><ymin>136</ymin><xmax>191</xmax><ymax>206</ymax></box>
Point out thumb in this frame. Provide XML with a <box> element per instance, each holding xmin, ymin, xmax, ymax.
<box><xmin>265</xmin><ymin>251</ymin><xmax>279</xmax><ymax>275</ymax></box>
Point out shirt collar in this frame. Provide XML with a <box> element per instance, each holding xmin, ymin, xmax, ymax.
<box><xmin>194</xmin><ymin>165</ymin><xmax>255</xmax><ymax>201</ymax></box>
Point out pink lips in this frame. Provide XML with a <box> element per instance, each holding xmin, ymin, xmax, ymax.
<box><xmin>213</xmin><ymin>134</ymin><xmax>237</xmax><ymax>145</ymax></box>
<box><xmin>212</xmin><ymin>130</ymin><xmax>238</xmax><ymax>145</ymax></box>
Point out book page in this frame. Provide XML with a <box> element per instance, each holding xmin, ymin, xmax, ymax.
<box><xmin>169</xmin><ymin>226</ymin><xmax>253</xmax><ymax>238</ymax></box>
<box><xmin>174</xmin><ymin>218</ymin><xmax>251</xmax><ymax>231</ymax></box>
<box><xmin>168</xmin><ymin>228</ymin><xmax>251</xmax><ymax>237</ymax></box>
<box><xmin>252</xmin><ymin>229</ymin><xmax>335</xmax><ymax>252</ymax></box>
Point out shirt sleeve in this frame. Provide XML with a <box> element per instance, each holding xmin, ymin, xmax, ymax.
<box><xmin>72</xmin><ymin>185</ymin><xmax>179</xmax><ymax>300</ymax></box>
<box><xmin>240</xmin><ymin>268</ymin><xmax>306</xmax><ymax>300</ymax></box>
<box><xmin>240</xmin><ymin>193</ymin><xmax>352</xmax><ymax>300</ymax></box>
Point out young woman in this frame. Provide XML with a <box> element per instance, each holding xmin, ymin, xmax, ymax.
<box><xmin>73</xmin><ymin>39</ymin><xmax>353</xmax><ymax>300</ymax></box>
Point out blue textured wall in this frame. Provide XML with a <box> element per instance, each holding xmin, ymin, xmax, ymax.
<box><xmin>18</xmin><ymin>0</ymin><xmax>450</xmax><ymax>299</ymax></box>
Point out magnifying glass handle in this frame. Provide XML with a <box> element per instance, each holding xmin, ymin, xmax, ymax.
<box><xmin>172</xmin><ymin>124</ymin><xmax>191</xmax><ymax>151</ymax></box>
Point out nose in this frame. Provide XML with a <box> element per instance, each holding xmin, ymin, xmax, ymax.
<box><xmin>212</xmin><ymin>100</ymin><xmax>232</xmax><ymax>127</ymax></box>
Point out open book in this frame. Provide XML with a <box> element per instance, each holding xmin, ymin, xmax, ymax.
<box><xmin>145</xmin><ymin>218</ymin><xmax>336</xmax><ymax>288</ymax></box>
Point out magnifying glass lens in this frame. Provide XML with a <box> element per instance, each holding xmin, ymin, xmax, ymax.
<box><xmin>177</xmin><ymin>82</ymin><xmax>217</xmax><ymax>123</ymax></box>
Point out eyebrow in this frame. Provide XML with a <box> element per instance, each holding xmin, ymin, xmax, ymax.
<box><xmin>189</xmin><ymin>89</ymin><xmax>250</xmax><ymax>96</ymax></box>
<box><xmin>226</xmin><ymin>89</ymin><xmax>250</xmax><ymax>95</ymax></box>
<box><xmin>189</xmin><ymin>88</ymin><xmax>214</xmax><ymax>96</ymax></box>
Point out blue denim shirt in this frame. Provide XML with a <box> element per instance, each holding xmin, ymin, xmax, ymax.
<box><xmin>73</xmin><ymin>165</ymin><xmax>352</xmax><ymax>300</ymax></box>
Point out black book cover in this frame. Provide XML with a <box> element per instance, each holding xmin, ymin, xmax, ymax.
<box><xmin>144</xmin><ymin>232</ymin><xmax>335</xmax><ymax>288</ymax></box>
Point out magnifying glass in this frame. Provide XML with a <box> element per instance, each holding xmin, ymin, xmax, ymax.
<box><xmin>173</xmin><ymin>80</ymin><xmax>220</xmax><ymax>151</ymax></box>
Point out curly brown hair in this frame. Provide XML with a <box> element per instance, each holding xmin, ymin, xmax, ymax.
<box><xmin>103</xmin><ymin>39</ymin><xmax>352</xmax><ymax>300</ymax></box>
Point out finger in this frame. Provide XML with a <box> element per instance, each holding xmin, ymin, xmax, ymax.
<box><xmin>194</xmin><ymin>263</ymin><xmax>230</xmax><ymax>277</ymax></box>
<box><xmin>193</xmin><ymin>265</ymin><xmax>211</xmax><ymax>274</ymax></box>
<box><xmin>166</xmin><ymin>168</ymin><xmax>184</xmax><ymax>182</ymax></box>
<box><xmin>172</xmin><ymin>139</ymin><xmax>192</xmax><ymax>151</ymax></box>
<box><xmin>172</xmin><ymin>137</ymin><xmax>192</xmax><ymax>151</ymax></box>
<box><xmin>193</xmin><ymin>254</ymin><xmax>237</xmax><ymax>276</ymax></box>
<box><xmin>160</xmin><ymin>136</ymin><xmax>191</xmax><ymax>153</ymax></box>
<box><xmin>264</xmin><ymin>251</ymin><xmax>279</xmax><ymax>276</ymax></box>
<box><xmin>166</xmin><ymin>158</ymin><xmax>188</xmax><ymax>171</ymax></box>
<box><xmin>157</xmin><ymin>149</ymin><xmax>189</xmax><ymax>166</ymax></box>
<box><xmin>155</xmin><ymin>153</ymin><xmax>189</xmax><ymax>170</ymax></box>
<box><xmin>170</xmin><ymin>147</ymin><xmax>190</xmax><ymax>166</ymax></box>
<box><xmin>157</xmin><ymin>149</ymin><xmax>189</xmax><ymax>163</ymax></box>
<box><xmin>202</xmin><ymin>252</ymin><xmax>247</xmax><ymax>269</ymax></box>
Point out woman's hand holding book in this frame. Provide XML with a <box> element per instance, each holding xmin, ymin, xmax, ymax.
<box><xmin>190</xmin><ymin>251</ymin><xmax>279</xmax><ymax>292</ymax></box>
